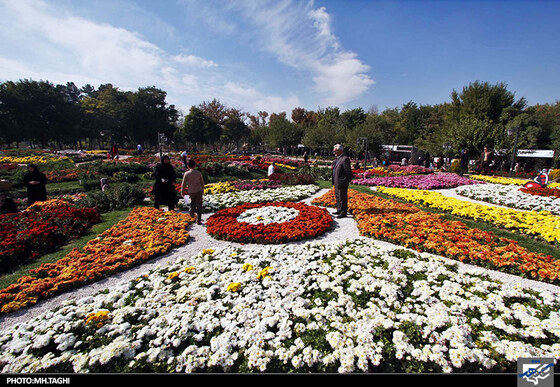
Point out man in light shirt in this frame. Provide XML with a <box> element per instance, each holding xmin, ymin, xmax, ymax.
<box><xmin>181</xmin><ymin>159</ymin><xmax>205</xmax><ymax>225</ymax></box>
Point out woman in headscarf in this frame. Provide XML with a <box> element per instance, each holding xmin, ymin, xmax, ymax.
<box><xmin>152</xmin><ymin>155</ymin><xmax>178</xmax><ymax>210</ymax></box>
<box><xmin>23</xmin><ymin>164</ymin><xmax>47</xmax><ymax>206</ymax></box>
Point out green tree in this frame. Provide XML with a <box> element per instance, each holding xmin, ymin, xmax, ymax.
<box><xmin>267</xmin><ymin>114</ymin><xmax>303</xmax><ymax>152</ymax></box>
<box><xmin>222</xmin><ymin>115</ymin><xmax>250</xmax><ymax>149</ymax></box>
<box><xmin>302</xmin><ymin>107</ymin><xmax>342</xmax><ymax>151</ymax></box>
<box><xmin>181</xmin><ymin>106</ymin><xmax>221</xmax><ymax>148</ymax></box>
<box><xmin>345</xmin><ymin>112</ymin><xmax>388</xmax><ymax>157</ymax></box>
<box><xmin>124</xmin><ymin>86</ymin><xmax>178</xmax><ymax>147</ymax></box>
<box><xmin>340</xmin><ymin>107</ymin><xmax>367</xmax><ymax>139</ymax></box>
<box><xmin>450</xmin><ymin>80</ymin><xmax>526</xmax><ymax>124</ymax></box>
<box><xmin>80</xmin><ymin>84</ymin><xmax>130</xmax><ymax>148</ymax></box>
<box><xmin>448</xmin><ymin>116</ymin><xmax>499</xmax><ymax>156</ymax></box>
<box><xmin>0</xmin><ymin>79</ymin><xmax>77</xmax><ymax>148</ymax></box>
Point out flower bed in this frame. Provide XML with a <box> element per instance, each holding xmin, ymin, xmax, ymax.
<box><xmin>0</xmin><ymin>155</ymin><xmax>72</xmax><ymax>165</ymax></box>
<box><xmin>1</xmin><ymin>238</ymin><xmax>558</xmax><ymax>373</ymax></box>
<box><xmin>313</xmin><ymin>189</ymin><xmax>560</xmax><ymax>284</ymax></box>
<box><xmin>386</xmin><ymin>165</ymin><xmax>433</xmax><ymax>174</ymax></box>
<box><xmin>469</xmin><ymin>175</ymin><xmax>530</xmax><ymax>185</ymax></box>
<box><xmin>232</xmin><ymin>179</ymin><xmax>281</xmax><ymax>191</ymax></box>
<box><xmin>0</xmin><ymin>207</ymin><xmax>195</xmax><ymax>315</ymax></box>
<box><xmin>0</xmin><ymin>200</ymin><xmax>100</xmax><ymax>273</ymax></box>
<box><xmin>456</xmin><ymin>183</ymin><xmax>560</xmax><ymax>214</ymax></box>
<box><xmin>203</xmin><ymin>184</ymin><xmax>320</xmax><ymax>211</ymax></box>
<box><xmin>207</xmin><ymin>202</ymin><xmax>332</xmax><ymax>244</ymax></box>
<box><xmin>520</xmin><ymin>186</ymin><xmax>560</xmax><ymax>198</ymax></box>
<box><xmin>352</xmin><ymin>173</ymin><xmax>481</xmax><ymax>189</ymax></box>
<box><xmin>203</xmin><ymin>180</ymin><xmax>281</xmax><ymax>195</ymax></box>
<box><xmin>43</xmin><ymin>168</ymin><xmax>80</xmax><ymax>183</ymax></box>
<box><xmin>377</xmin><ymin>186</ymin><xmax>560</xmax><ymax>244</ymax></box>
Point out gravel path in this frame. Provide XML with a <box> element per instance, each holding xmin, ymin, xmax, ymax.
<box><xmin>1</xmin><ymin>187</ymin><xmax>559</xmax><ymax>330</ymax></box>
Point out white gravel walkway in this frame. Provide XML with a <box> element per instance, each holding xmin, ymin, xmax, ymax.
<box><xmin>1</xmin><ymin>187</ymin><xmax>559</xmax><ymax>330</ymax></box>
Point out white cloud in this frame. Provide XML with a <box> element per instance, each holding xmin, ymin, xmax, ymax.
<box><xmin>222</xmin><ymin>81</ymin><xmax>301</xmax><ymax>114</ymax></box>
<box><xmin>172</xmin><ymin>54</ymin><xmax>218</xmax><ymax>68</ymax></box>
<box><xmin>0</xmin><ymin>0</ymin><xmax>300</xmax><ymax>115</ymax></box>
<box><xmin>307</xmin><ymin>6</ymin><xmax>340</xmax><ymax>50</ymax></box>
<box><xmin>0</xmin><ymin>0</ymin><xmax>373</xmax><ymax>115</ymax></box>
<box><xmin>230</xmin><ymin>0</ymin><xmax>374</xmax><ymax>106</ymax></box>
<box><xmin>0</xmin><ymin>0</ymin><xmax>165</xmax><ymax>88</ymax></box>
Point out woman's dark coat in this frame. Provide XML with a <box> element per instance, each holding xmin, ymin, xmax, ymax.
<box><xmin>153</xmin><ymin>161</ymin><xmax>178</xmax><ymax>207</ymax></box>
<box><xmin>23</xmin><ymin>166</ymin><xmax>47</xmax><ymax>205</ymax></box>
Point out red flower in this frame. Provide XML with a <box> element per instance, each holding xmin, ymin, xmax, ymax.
<box><xmin>206</xmin><ymin>202</ymin><xmax>332</xmax><ymax>244</ymax></box>
<box><xmin>0</xmin><ymin>200</ymin><xmax>100</xmax><ymax>273</ymax></box>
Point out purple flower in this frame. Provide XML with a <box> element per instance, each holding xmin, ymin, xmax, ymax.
<box><xmin>352</xmin><ymin>173</ymin><xmax>484</xmax><ymax>189</ymax></box>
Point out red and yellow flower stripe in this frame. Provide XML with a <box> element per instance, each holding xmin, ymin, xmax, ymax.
<box><xmin>0</xmin><ymin>207</ymin><xmax>195</xmax><ymax>314</ymax></box>
<box><xmin>0</xmin><ymin>199</ymin><xmax>100</xmax><ymax>273</ymax></box>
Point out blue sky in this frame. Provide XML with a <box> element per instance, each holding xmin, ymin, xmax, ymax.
<box><xmin>0</xmin><ymin>0</ymin><xmax>559</xmax><ymax>117</ymax></box>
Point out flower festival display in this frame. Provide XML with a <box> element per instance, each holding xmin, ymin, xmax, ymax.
<box><xmin>202</xmin><ymin>184</ymin><xmax>320</xmax><ymax>211</ymax></box>
<box><xmin>0</xmin><ymin>199</ymin><xmax>101</xmax><ymax>273</ymax></box>
<box><xmin>0</xmin><ymin>238</ymin><xmax>558</xmax><ymax>373</ymax></box>
<box><xmin>376</xmin><ymin>186</ymin><xmax>560</xmax><ymax>244</ymax></box>
<box><xmin>469</xmin><ymin>175</ymin><xmax>530</xmax><ymax>185</ymax></box>
<box><xmin>2</xmin><ymin>147</ymin><xmax>560</xmax><ymax>375</ymax></box>
<box><xmin>207</xmin><ymin>202</ymin><xmax>332</xmax><ymax>244</ymax></box>
<box><xmin>0</xmin><ymin>207</ymin><xmax>195</xmax><ymax>315</ymax></box>
<box><xmin>456</xmin><ymin>183</ymin><xmax>560</xmax><ymax>214</ymax></box>
<box><xmin>312</xmin><ymin>189</ymin><xmax>560</xmax><ymax>284</ymax></box>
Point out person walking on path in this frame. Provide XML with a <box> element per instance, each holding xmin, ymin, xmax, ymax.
<box><xmin>477</xmin><ymin>146</ymin><xmax>493</xmax><ymax>175</ymax></box>
<box><xmin>23</xmin><ymin>164</ymin><xmax>47</xmax><ymax>206</ymax></box>
<box><xmin>111</xmin><ymin>144</ymin><xmax>119</xmax><ymax>160</ymax></box>
<box><xmin>181</xmin><ymin>150</ymin><xmax>188</xmax><ymax>168</ymax></box>
<box><xmin>459</xmin><ymin>149</ymin><xmax>469</xmax><ymax>176</ymax></box>
<box><xmin>153</xmin><ymin>155</ymin><xmax>178</xmax><ymax>211</ymax></box>
<box><xmin>181</xmin><ymin>158</ymin><xmax>205</xmax><ymax>225</ymax></box>
<box><xmin>332</xmin><ymin>144</ymin><xmax>353</xmax><ymax>218</ymax></box>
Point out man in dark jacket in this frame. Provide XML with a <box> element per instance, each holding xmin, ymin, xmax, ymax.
<box><xmin>332</xmin><ymin>144</ymin><xmax>353</xmax><ymax>218</ymax></box>
<box><xmin>23</xmin><ymin>164</ymin><xmax>47</xmax><ymax>206</ymax></box>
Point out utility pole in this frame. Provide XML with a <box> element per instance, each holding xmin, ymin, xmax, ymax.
<box><xmin>357</xmin><ymin>137</ymin><xmax>368</xmax><ymax>171</ymax></box>
<box><xmin>508</xmin><ymin>126</ymin><xmax>520</xmax><ymax>177</ymax></box>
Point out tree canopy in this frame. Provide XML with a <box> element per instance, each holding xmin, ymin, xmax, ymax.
<box><xmin>1</xmin><ymin>78</ymin><xmax>558</xmax><ymax>164</ymax></box>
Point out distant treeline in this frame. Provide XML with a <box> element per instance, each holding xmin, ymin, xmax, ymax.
<box><xmin>1</xmin><ymin>79</ymin><xmax>559</xmax><ymax>161</ymax></box>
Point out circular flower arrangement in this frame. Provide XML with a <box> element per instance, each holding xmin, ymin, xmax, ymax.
<box><xmin>207</xmin><ymin>201</ymin><xmax>333</xmax><ymax>244</ymax></box>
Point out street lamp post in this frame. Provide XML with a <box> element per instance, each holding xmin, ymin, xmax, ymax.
<box><xmin>357</xmin><ymin>137</ymin><xmax>368</xmax><ymax>171</ymax></box>
<box><xmin>442</xmin><ymin>142</ymin><xmax>451</xmax><ymax>170</ymax></box>
<box><xmin>508</xmin><ymin>126</ymin><xmax>520</xmax><ymax>177</ymax></box>
<box><xmin>158</xmin><ymin>132</ymin><xmax>167</xmax><ymax>160</ymax></box>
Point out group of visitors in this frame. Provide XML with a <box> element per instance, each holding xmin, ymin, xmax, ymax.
<box><xmin>152</xmin><ymin>153</ymin><xmax>204</xmax><ymax>225</ymax></box>
<box><xmin>6</xmin><ymin>143</ymin><xmax>539</xmax><ymax>228</ymax></box>
<box><xmin>152</xmin><ymin>143</ymin><xmax>354</xmax><ymax>224</ymax></box>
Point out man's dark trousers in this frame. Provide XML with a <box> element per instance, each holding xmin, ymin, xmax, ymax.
<box><xmin>334</xmin><ymin>183</ymin><xmax>348</xmax><ymax>215</ymax></box>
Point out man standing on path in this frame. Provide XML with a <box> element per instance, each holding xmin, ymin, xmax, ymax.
<box><xmin>181</xmin><ymin>159</ymin><xmax>205</xmax><ymax>225</ymax></box>
<box><xmin>332</xmin><ymin>144</ymin><xmax>353</xmax><ymax>218</ymax></box>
